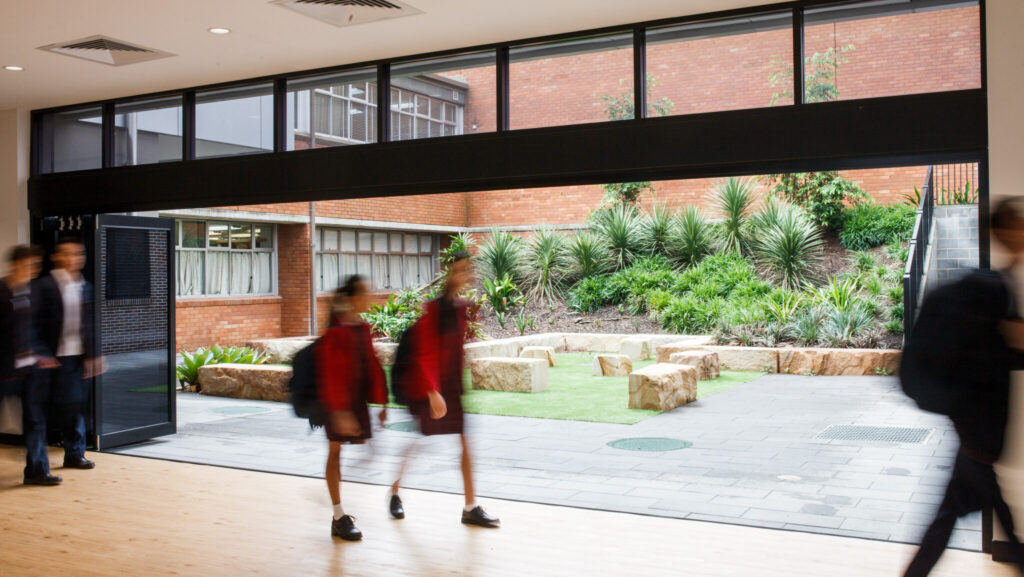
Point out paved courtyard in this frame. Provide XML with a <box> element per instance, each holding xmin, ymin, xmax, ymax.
<box><xmin>111</xmin><ymin>374</ymin><xmax>982</xmax><ymax>550</ymax></box>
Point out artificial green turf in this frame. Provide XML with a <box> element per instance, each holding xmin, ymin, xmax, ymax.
<box><xmin>460</xmin><ymin>353</ymin><xmax>764</xmax><ymax>425</ymax></box>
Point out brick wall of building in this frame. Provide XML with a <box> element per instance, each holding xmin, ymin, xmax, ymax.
<box><xmin>176</xmin><ymin>296</ymin><xmax>283</xmax><ymax>351</ymax></box>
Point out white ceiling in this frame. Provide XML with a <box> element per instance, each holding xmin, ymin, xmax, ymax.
<box><xmin>0</xmin><ymin>0</ymin><xmax>766</xmax><ymax>111</ymax></box>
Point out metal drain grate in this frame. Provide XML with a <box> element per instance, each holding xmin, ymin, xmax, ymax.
<box><xmin>816</xmin><ymin>425</ymin><xmax>933</xmax><ymax>444</ymax></box>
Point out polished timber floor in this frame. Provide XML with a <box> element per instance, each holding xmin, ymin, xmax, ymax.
<box><xmin>0</xmin><ymin>446</ymin><xmax>1015</xmax><ymax>577</ymax></box>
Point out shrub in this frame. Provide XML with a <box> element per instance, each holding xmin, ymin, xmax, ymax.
<box><xmin>639</xmin><ymin>203</ymin><xmax>675</xmax><ymax>258</ymax></box>
<box><xmin>363</xmin><ymin>290</ymin><xmax>425</xmax><ymax>341</ymax></box>
<box><xmin>567</xmin><ymin>276</ymin><xmax>613</xmax><ymax>313</ymax></box>
<box><xmin>839</xmin><ymin>203</ymin><xmax>916</xmax><ymax>251</ymax></box>
<box><xmin>750</xmin><ymin>201</ymin><xmax>824</xmax><ymax>290</ymax></box>
<box><xmin>514</xmin><ymin>308</ymin><xmax>536</xmax><ymax>335</ymax></box>
<box><xmin>768</xmin><ymin>171</ymin><xmax>868</xmax><ymax>230</ymax></box>
<box><xmin>713</xmin><ymin>177</ymin><xmax>754</xmax><ymax>254</ymax></box>
<box><xmin>645</xmin><ymin>288</ymin><xmax>674</xmax><ymax>317</ymax></box>
<box><xmin>440</xmin><ymin>232</ymin><xmax>475</xmax><ymax>264</ymax></box>
<box><xmin>788</xmin><ymin>307</ymin><xmax>827</xmax><ymax>346</ymax></box>
<box><xmin>884</xmin><ymin>319</ymin><xmax>904</xmax><ymax>335</ymax></box>
<box><xmin>887</xmin><ymin>284</ymin><xmax>904</xmax><ymax>306</ymax></box>
<box><xmin>863</xmin><ymin>274</ymin><xmax>884</xmax><ymax>298</ymax></box>
<box><xmin>888</xmin><ymin>303</ymin><xmax>905</xmax><ymax>323</ymax></box>
<box><xmin>523</xmin><ymin>228</ymin><xmax>569</xmax><ymax>304</ymax></box>
<box><xmin>886</xmin><ymin>238</ymin><xmax>911</xmax><ymax>264</ymax></box>
<box><xmin>813</xmin><ymin>276</ymin><xmax>860</xmax><ymax>313</ymax></box>
<box><xmin>477</xmin><ymin>228</ymin><xmax>524</xmax><ymax>283</ymax></box>
<box><xmin>660</xmin><ymin>295</ymin><xmax>724</xmax><ymax>334</ymax></box>
<box><xmin>761</xmin><ymin>289</ymin><xmax>805</xmax><ymax>325</ymax></box>
<box><xmin>822</xmin><ymin>303</ymin><xmax>875</xmax><ymax>347</ymax></box>
<box><xmin>668</xmin><ymin>205</ymin><xmax>714</xmax><ymax>269</ymax></box>
<box><xmin>483</xmin><ymin>275</ymin><xmax>524</xmax><ymax>317</ymax></box>
<box><xmin>568</xmin><ymin>231</ymin><xmax>609</xmax><ymax>280</ymax></box>
<box><xmin>591</xmin><ymin>204</ymin><xmax>643</xmax><ymax>270</ymax></box>
<box><xmin>851</xmin><ymin>251</ymin><xmax>877</xmax><ymax>274</ymax></box>
<box><xmin>176</xmin><ymin>346</ymin><xmax>267</xmax><ymax>391</ymax></box>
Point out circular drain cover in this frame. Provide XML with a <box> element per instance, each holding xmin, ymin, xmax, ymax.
<box><xmin>607</xmin><ymin>437</ymin><xmax>692</xmax><ymax>452</ymax></box>
<box><xmin>210</xmin><ymin>406</ymin><xmax>271</xmax><ymax>416</ymax></box>
<box><xmin>386</xmin><ymin>420</ymin><xmax>420</xmax><ymax>433</ymax></box>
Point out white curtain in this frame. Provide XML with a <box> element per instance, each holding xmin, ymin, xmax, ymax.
<box><xmin>176</xmin><ymin>251</ymin><xmax>204</xmax><ymax>296</ymax></box>
<box><xmin>373</xmin><ymin>255</ymin><xmax>388</xmax><ymax>290</ymax></box>
<box><xmin>230</xmin><ymin>253</ymin><xmax>252</xmax><ymax>294</ymax></box>
<box><xmin>419</xmin><ymin>256</ymin><xmax>433</xmax><ymax>287</ymax></box>
<box><xmin>253</xmin><ymin>252</ymin><xmax>273</xmax><ymax>294</ymax></box>
<box><xmin>390</xmin><ymin>256</ymin><xmax>405</xmax><ymax>289</ymax></box>
<box><xmin>405</xmin><ymin>256</ymin><xmax>419</xmax><ymax>288</ymax></box>
<box><xmin>321</xmin><ymin>254</ymin><xmax>340</xmax><ymax>292</ymax></box>
<box><xmin>206</xmin><ymin>252</ymin><xmax>230</xmax><ymax>296</ymax></box>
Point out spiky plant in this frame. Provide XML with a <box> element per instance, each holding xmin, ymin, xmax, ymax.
<box><xmin>591</xmin><ymin>204</ymin><xmax>642</xmax><ymax>271</ymax></box>
<box><xmin>639</xmin><ymin>203</ymin><xmax>675</xmax><ymax>258</ymax></box>
<box><xmin>713</xmin><ymin>176</ymin><xmax>755</xmax><ymax>254</ymax></box>
<box><xmin>523</xmin><ymin>228</ymin><xmax>569</xmax><ymax>304</ymax></box>
<box><xmin>568</xmin><ymin>231</ymin><xmax>609</xmax><ymax>280</ymax></box>
<box><xmin>788</xmin><ymin>306</ymin><xmax>827</xmax><ymax>346</ymax></box>
<box><xmin>813</xmin><ymin>276</ymin><xmax>860</xmax><ymax>313</ymax></box>
<box><xmin>751</xmin><ymin>203</ymin><xmax>824</xmax><ymax>291</ymax></box>
<box><xmin>477</xmin><ymin>228</ymin><xmax>523</xmax><ymax>284</ymax></box>
<box><xmin>668</xmin><ymin>206</ymin><xmax>714</xmax><ymax>269</ymax></box>
<box><xmin>762</xmin><ymin>288</ymin><xmax>805</xmax><ymax>325</ymax></box>
<box><xmin>822</xmin><ymin>302</ymin><xmax>875</xmax><ymax>346</ymax></box>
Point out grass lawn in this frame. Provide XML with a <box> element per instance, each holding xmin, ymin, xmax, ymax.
<box><xmin>460</xmin><ymin>353</ymin><xmax>764</xmax><ymax>425</ymax></box>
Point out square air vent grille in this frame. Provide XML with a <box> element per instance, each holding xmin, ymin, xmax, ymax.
<box><xmin>271</xmin><ymin>0</ymin><xmax>422</xmax><ymax>27</ymax></box>
<box><xmin>39</xmin><ymin>35</ymin><xmax>174</xmax><ymax>67</ymax></box>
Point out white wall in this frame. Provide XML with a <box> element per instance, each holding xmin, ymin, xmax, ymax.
<box><xmin>0</xmin><ymin>108</ymin><xmax>31</xmax><ymax>274</ymax></box>
<box><xmin>987</xmin><ymin>0</ymin><xmax>1024</xmax><ymax>548</ymax></box>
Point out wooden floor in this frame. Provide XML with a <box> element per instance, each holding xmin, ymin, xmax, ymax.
<box><xmin>0</xmin><ymin>445</ymin><xmax>1016</xmax><ymax>577</ymax></box>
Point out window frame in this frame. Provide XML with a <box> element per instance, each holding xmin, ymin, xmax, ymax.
<box><xmin>316</xmin><ymin>226</ymin><xmax>439</xmax><ymax>293</ymax></box>
<box><xmin>174</xmin><ymin>219</ymin><xmax>278</xmax><ymax>298</ymax></box>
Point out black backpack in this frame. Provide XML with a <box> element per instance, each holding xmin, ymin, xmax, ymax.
<box><xmin>289</xmin><ymin>339</ymin><xmax>326</xmax><ymax>428</ymax></box>
<box><xmin>388</xmin><ymin>323</ymin><xmax>418</xmax><ymax>407</ymax></box>
<box><xmin>900</xmin><ymin>269</ymin><xmax>1011</xmax><ymax>415</ymax></box>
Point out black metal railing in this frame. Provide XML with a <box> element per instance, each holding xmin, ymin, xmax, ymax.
<box><xmin>903</xmin><ymin>166</ymin><xmax>935</xmax><ymax>344</ymax></box>
<box><xmin>932</xmin><ymin>162</ymin><xmax>979</xmax><ymax>205</ymax></box>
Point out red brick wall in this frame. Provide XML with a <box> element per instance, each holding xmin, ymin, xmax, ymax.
<box><xmin>176</xmin><ymin>296</ymin><xmax>282</xmax><ymax>351</ymax></box>
<box><xmin>277</xmin><ymin>223</ymin><xmax>313</xmax><ymax>337</ymax></box>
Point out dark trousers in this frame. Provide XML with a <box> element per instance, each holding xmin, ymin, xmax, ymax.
<box><xmin>904</xmin><ymin>451</ymin><xmax>1024</xmax><ymax>577</ymax></box>
<box><xmin>22</xmin><ymin>358</ymin><xmax>87</xmax><ymax>478</ymax></box>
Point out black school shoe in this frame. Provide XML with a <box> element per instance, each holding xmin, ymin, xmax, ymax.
<box><xmin>389</xmin><ymin>494</ymin><xmax>405</xmax><ymax>519</ymax></box>
<box><xmin>331</xmin><ymin>515</ymin><xmax>362</xmax><ymax>541</ymax></box>
<box><xmin>24</xmin><ymin>473</ymin><xmax>62</xmax><ymax>486</ymax></box>
<box><xmin>63</xmin><ymin>457</ymin><xmax>95</xmax><ymax>469</ymax></box>
<box><xmin>461</xmin><ymin>506</ymin><xmax>500</xmax><ymax>528</ymax></box>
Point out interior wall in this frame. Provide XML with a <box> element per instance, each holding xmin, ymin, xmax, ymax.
<box><xmin>986</xmin><ymin>0</ymin><xmax>1024</xmax><ymax>549</ymax></box>
<box><xmin>0</xmin><ymin>108</ymin><xmax>31</xmax><ymax>273</ymax></box>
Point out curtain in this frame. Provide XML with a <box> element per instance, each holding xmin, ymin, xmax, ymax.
<box><xmin>177</xmin><ymin>251</ymin><xmax>204</xmax><ymax>296</ymax></box>
<box><xmin>253</xmin><ymin>252</ymin><xmax>273</xmax><ymax>294</ymax></box>
<box><xmin>373</xmin><ymin>255</ymin><xmax>388</xmax><ymax>290</ymax></box>
<box><xmin>419</xmin><ymin>256</ymin><xmax>433</xmax><ymax>287</ymax></box>
<box><xmin>206</xmin><ymin>252</ymin><xmax>230</xmax><ymax>296</ymax></box>
<box><xmin>390</xmin><ymin>255</ymin><xmax>404</xmax><ymax>289</ymax></box>
<box><xmin>341</xmin><ymin>254</ymin><xmax>357</xmax><ymax>279</ymax></box>
<box><xmin>405</xmin><ymin>255</ymin><xmax>419</xmax><ymax>288</ymax></box>
<box><xmin>321</xmin><ymin>254</ymin><xmax>340</xmax><ymax>292</ymax></box>
<box><xmin>230</xmin><ymin>253</ymin><xmax>252</xmax><ymax>295</ymax></box>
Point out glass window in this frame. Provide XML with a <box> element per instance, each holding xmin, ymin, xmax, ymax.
<box><xmin>37</xmin><ymin>106</ymin><xmax>103</xmax><ymax>174</ymax></box>
<box><xmin>391</xmin><ymin>51</ymin><xmax>493</xmax><ymax>139</ymax></box>
<box><xmin>316</xmin><ymin>227</ymin><xmax>439</xmax><ymax>291</ymax></box>
<box><xmin>647</xmin><ymin>12</ymin><xmax>793</xmax><ymax>114</ymax></box>
<box><xmin>373</xmin><ymin>232</ymin><xmax>388</xmax><ymax>253</ymax></box>
<box><xmin>390</xmin><ymin>233</ymin><xmax>403</xmax><ymax>252</ymax></box>
<box><xmin>420</xmin><ymin>234</ymin><xmax>432</xmax><ymax>253</ymax></box>
<box><xmin>195</xmin><ymin>83</ymin><xmax>274</xmax><ymax>159</ymax></box>
<box><xmin>405</xmin><ymin>234</ymin><xmax>418</xmax><ymax>253</ymax></box>
<box><xmin>510</xmin><ymin>33</ymin><xmax>633</xmax><ymax>130</ymax></box>
<box><xmin>340</xmin><ymin>230</ymin><xmax>356</xmax><ymax>252</ymax></box>
<box><xmin>803</xmin><ymin>1</ymin><xmax>981</xmax><ymax>102</ymax></box>
<box><xmin>175</xmin><ymin>220</ymin><xmax>275</xmax><ymax>297</ymax></box>
<box><xmin>358</xmin><ymin>231</ymin><xmax>373</xmax><ymax>251</ymax></box>
<box><xmin>323</xmin><ymin>229</ymin><xmax>339</xmax><ymax>251</ymax></box>
<box><xmin>286</xmin><ymin>68</ymin><xmax>378</xmax><ymax>150</ymax></box>
<box><xmin>114</xmin><ymin>96</ymin><xmax>183</xmax><ymax>167</ymax></box>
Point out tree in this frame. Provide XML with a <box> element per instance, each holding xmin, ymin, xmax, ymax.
<box><xmin>599</xmin><ymin>75</ymin><xmax>674</xmax><ymax>206</ymax></box>
<box><xmin>767</xmin><ymin>45</ymin><xmax>856</xmax><ymax>105</ymax></box>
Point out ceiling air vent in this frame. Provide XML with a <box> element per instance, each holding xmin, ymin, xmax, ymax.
<box><xmin>271</xmin><ymin>0</ymin><xmax>422</xmax><ymax>27</ymax></box>
<box><xmin>38</xmin><ymin>35</ymin><xmax>174</xmax><ymax>67</ymax></box>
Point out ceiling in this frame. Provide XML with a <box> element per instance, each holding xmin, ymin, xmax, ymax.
<box><xmin>0</xmin><ymin>0</ymin><xmax>767</xmax><ymax>112</ymax></box>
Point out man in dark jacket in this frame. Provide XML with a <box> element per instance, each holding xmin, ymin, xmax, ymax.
<box><xmin>902</xmin><ymin>198</ymin><xmax>1024</xmax><ymax>576</ymax></box>
<box><xmin>0</xmin><ymin>245</ymin><xmax>44</xmax><ymax>438</ymax></box>
<box><xmin>30</xmin><ymin>238</ymin><xmax>103</xmax><ymax>481</ymax></box>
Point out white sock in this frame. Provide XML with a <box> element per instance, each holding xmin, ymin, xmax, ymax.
<box><xmin>463</xmin><ymin>503</ymin><xmax>478</xmax><ymax>513</ymax></box>
<box><xmin>333</xmin><ymin>504</ymin><xmax>344</xmax><ymax>520</ymax></box>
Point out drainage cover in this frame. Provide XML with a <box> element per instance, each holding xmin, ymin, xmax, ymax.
<box><xmin>386</xmin><ymin>420</ymin><xmax>420</xmax><ymax>433</ymax></box>
<box><xmin>209</xmin><ymin>406</ymin><xmax>272</xmax><ymax>416</ymax></box>
<box><xmin>815</xmin><ymin>425</ymin><xmax>932</xmax><ymax>444</ymax></box>
<box><xmin>607</xmin><ymin>437</ymin><xmax>692</xmax><ymax>452</ymax></box>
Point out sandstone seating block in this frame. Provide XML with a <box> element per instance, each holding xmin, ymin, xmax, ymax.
<box><xmin>246</xmin><ymin>336</ymin><xmax>316</xmax><ymax>364</ymax></box>
<box><xmin>778</xmin><ymin>348</ymin><xmax>901</xmax><ymax>376</ymax></box>
<box><xmin>669</xmin><ymin>351</ymin><xmax>720</xmax><ymax>380</ymax></box>
<box><xmin>592</xmin><ymin>354</ymin><xmax>633</xmax><ymax>377</ymax></box>
<box><xmin>628</xmin><ymin>364</ymin><xmax>697</xmax><ymax>411</ymax></box>
<box><xmin>702</xmin><ymin>346</ymin><xmax>780</xmax><ymax>373</ymax></box>
<box><xmin>520</xmin><ymin>346</ymin><xmax>557</xmax><ymax>367</ymax></box>
<box><xmin>655</xmin><ymin>337</ymin><xmax>717</xmax><ymax>363</ymax></box>
<box><xmin>469</xmin><ymin>358</ymin><xmax>548</xmax><ymax>393</ymax></box>
<box><xmin>619</xmin><ymin>337</ymin><xmax>651</xmax><ymax>361</ymax></box>
<box><xmin>198</xmin><ymin>363</ymin><xmax>293</xmax><ymax>402</ymax></box>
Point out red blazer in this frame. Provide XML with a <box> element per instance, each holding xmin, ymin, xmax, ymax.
<box><xmin>317</xmin><ymin>319</ymin><xmax>388</xmax><ymax>413</ymax></box>
<box><xmin>404</xmin><ymin>298</ymin><xmax>467</xmax><ymax>401</ymax></box>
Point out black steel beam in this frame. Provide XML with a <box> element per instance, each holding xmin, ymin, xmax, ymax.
<box><xmin>29</xmin><ymin>90</ymin><xmax>987</xmax><ymax>216</ymax></box>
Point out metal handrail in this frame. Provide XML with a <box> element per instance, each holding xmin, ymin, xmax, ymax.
<box><xmin>903</xmin><ymin>166</ymin><xmax>934</xmax><ymax>344</ymax></box>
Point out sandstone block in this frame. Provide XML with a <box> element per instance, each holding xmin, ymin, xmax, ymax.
<box><xmin>669</xmin><ymin>351</ymin><xmax>720</xmax><ymax>380</ymax></box>
<box><xmin>469</xmin><ymin>358</ymin><xmax>548</xmax><ymax>393</ymax></box>
<box><xmin>520</xmin><ymin>346</ymin><xmax>557</xmax><ymax>367</ymax></box>
<box><xmin>246</xmin><ymin>337</ymin><xmax>316</xmax><ymax>364</ymax></box>
<box><xmin>703</xmin><ymin>346</ymin><xmax>780</xmax><ymax>373</ymax></box>
<box><xmin>564</xmin><ymin>333</ymin><xmax>626</xmax><ymax>353</ymax></box>
<box><xmin>778</xmin><ymin>348</ymin><xmax>901</xmax><ymax>376</ymax></box>
<box><xmin>619</xmin><ymin>337</ymin><xmax>651</xmax><ymax>361</ymax></box>
<box><xmin>198</xmin><ymin>363</ymin><xmax>292</xmax><ymax>402</ymax></box>
<box><xmin>655</xmin><ymin>337</ymin><xmax>717</xmax><ymax>363</ymax></box>
<box><xmin>592</xmin><ymin>354</ymin><xmax>633</xmax><ymax>377</ymax></box>
<box><xmin>628</xmin><ymin>364</ymin><xmax>697</xmax><ymax>410</ymax></box>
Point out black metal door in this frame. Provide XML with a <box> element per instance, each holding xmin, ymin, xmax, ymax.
<box><xmin>93</xmin><ymin>214</ymin><xmax>176</xmax><ymax>449</ymax></box>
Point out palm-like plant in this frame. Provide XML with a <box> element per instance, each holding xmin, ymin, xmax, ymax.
<box><xmin>713</xmin><ymin>176</ymin><xmax>755</xmax><ymax>254</ymax></box>
<box><xmin>751</xmin><ymin>203</ymin><xmax>824</xmax><ymax>291</ymax></box>
<box><xmin>814</xmin><ymin>276</ymin><xmax>860</xmax><ymax>313</ymax></box>
<box><xmin>568</xmin><ymin>231</ymin><xmax>609</xmax><ymax>280</ymax></box>
<box><xmin>668</xmin><ymin>206</ymin><xmax>713</xmax><ymax>269</ymax></box>
<box><xmin>477</xmin><ymin>228</ymin><xmax>523</xmax><ymax>283</ymax></box>
<box><xmin>639</xmin><ymin>203</ymin><xmax>675</xmax><ymax>258</ymax></box>
<box><xmin>591</xmin><ymin>204</ymin><xmax>642</xmax><ymax>271</ymax></box>
<box><xmin>523</xmin><ymin>228</ymin><xmax>569</xmax><ymax>304</ymax></box>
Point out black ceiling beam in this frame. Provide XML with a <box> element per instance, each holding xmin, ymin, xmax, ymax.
<box><xmin>29</xmin><ymin>90</ymin><xmax>986</xmax><ymax>216</ymax></box>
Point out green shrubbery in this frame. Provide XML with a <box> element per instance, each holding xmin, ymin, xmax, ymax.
<box><xmin>176</xmin><ymin>345</ymin><xmax>268</xmax><ymax>391</ymax></box>
<box><xmin>839</xmin><ymin>203</ymin><xmax>916</xmax><ymax>251</ymax></box>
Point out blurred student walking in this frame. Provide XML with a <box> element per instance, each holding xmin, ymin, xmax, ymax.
<box><xmin>317</xmin><ymin>275</ymin><xmax>388</xmax><ymax>541</ymax></box>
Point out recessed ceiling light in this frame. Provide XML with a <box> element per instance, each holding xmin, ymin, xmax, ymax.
<box><xmin>4</xmin><ymin>65</ymin><xmax>24</xmax><ymax>71</ymax></box>
<box><xmin>208</xmin><ymin>27</ymin><xmax>231</xmax><ymax>35</ymax></box>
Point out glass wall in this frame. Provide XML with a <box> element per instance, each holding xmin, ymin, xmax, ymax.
<box><xmin>647</xmin><ymin>12</ymin><xmax>793</xmax><ymax>114</ymax></box>
<box><xmin>37</xmin><ymin>106</ymin><xmax>103</xmax><ymax>174</ymax></box>
<box><xmin>510</xmin><ymin>33</ymin><xmax>634</xmax><ymax>130</ymax></box>
<box><xmin>175</xmin><ymin>220</ymin><xmax>275</xmax><ymax>297</ymax></box>
<box><xmin>316</xmin><ymin>227</ymin><xmax>437</xmax><ymax>292</ymax></box>
<box><xmin>286</xmin><ymin>68</ymin><xmax>378</xmax><ymax>150</ymax></box>
<box><xmin>391</xmin><ymin>51</ymin><xmax>496</xmax><ymax>139</ymax></box>
<box><xmin>114</xmin><ymin>96</ymin><xmax>183</xmax><ymax>166</ymax></box>
<box><xmin>195</xmin><ymin>83</ymin><xmax>274</xmax><ymax>158</ymax></box>
<box><xmin>803</xmin><ymin>0</ymin><xmax>981</xmax><ymax>102</ymax></box>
